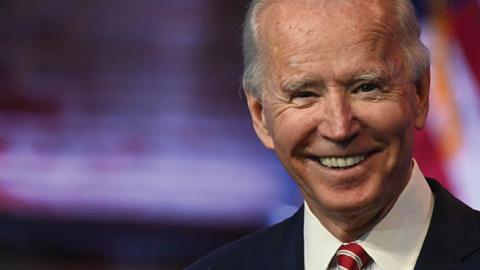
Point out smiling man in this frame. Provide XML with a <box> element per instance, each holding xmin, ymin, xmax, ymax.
<box><xmin>187</xmin><ymin>0</ymin><xmax>480</xmax><ymax>269</ymax></box>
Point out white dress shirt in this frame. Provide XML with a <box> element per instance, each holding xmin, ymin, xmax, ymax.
<box><xmin>304</xmin><ymin>160</ymin><xmax>434</xmax><ymax>270</ymax></box>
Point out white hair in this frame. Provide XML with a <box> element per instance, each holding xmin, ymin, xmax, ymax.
<box><xmin>242</xmin><ymin>0</ymin><xmax>431</xmax><ymax>98</ymax></box>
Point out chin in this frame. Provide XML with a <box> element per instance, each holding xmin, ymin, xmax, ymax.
<box><xmin>307</xmin><ymin>183</ymin><xmax>384</xmax><ymax>215</ymax></box>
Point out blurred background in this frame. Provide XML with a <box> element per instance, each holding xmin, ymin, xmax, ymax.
<box><xmin>0</xmin><ymin>0</ymin><xmax>478</xmax><ymax>269</ymax></box>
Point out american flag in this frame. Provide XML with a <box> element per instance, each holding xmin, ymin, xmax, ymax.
<box><xmin>414</xmin><ymin>0</ymin><xmax>480</xmax><ymax>209</ymax></box>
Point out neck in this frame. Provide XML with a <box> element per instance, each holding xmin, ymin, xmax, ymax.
<box><xmin>307</xmin><ymin>176</ymin><xmax>411</xmax><ymax>242</ymax></box>
<box><xmin>311</xmin><ymin>198</ymin><xmax>398</xmax><ymax>242</ymax></box>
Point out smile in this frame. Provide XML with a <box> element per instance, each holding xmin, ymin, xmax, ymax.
<box><xmin>310</xmin><ymin>155</ymin><xmax>367</xmax><ymax>169</ymax></box>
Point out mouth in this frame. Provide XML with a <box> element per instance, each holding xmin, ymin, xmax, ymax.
<box><xmin>307</xmin><ymin>152</ymin><xmax>374</xmax><ymax>169</ymax></box>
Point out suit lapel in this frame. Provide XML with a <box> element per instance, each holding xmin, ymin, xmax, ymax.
<box><xmin>265</xmin><ymin>179</ymin><xmax>480</xmax><ymax>270</ymax></box>
<box><xmin>265</xmin><ymin>206</ymin><xmax>305</xmax><ymax>270</ymax></box>
<box><xmin>415</xmin><ymin>179</ymin><xmax>480</xmax><ymax>269</ymax></box>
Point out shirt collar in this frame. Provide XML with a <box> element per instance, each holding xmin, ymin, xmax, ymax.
<box><xmin>304</xmin><ymin>197</ymin><xmax>342</xmax><ymax>270</ymax></box>
<box><xmin>304</xmin><ymin>160</ymin><xmax>434</xmax><ymax>270</ymax></box>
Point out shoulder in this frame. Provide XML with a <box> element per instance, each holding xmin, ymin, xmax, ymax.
<box><xmin>426</xmin><ymin>178</ymin><xmax>480</xmax><ymax>236</ymax></box>
<box><xmin>454</xmin><ymin>209</ymin><xmax>480</xmax><ymax>268</ymax></box>
<box><xmin>426</xmin><ymin>178</ymin><xmax>479</xmax><ymax>222</ymax></box>
<box><xmin>417</xmin><ymin>178</ymin><xmax>480</xmax><ymax>268</ymax></box>
<box><xmin>462</xmin><ymin>208</ymin><xmax>480</xmax><ymax>266</ymax></box>
<box><xmin>186</xmin><ymin>206</ymin><xmax>304</xmax><ymax>270</ymax></box>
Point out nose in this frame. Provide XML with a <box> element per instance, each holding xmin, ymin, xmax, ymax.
<box><xmin>316</xmin><ymin>91</ymin><xmax>360</xmax><ymax>144</ymax></box>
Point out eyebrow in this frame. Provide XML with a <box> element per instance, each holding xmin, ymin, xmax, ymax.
<box><xmin>350</xmin><ymin>72</ymin><xmax>386</xmax><ymax>82</ymax></box>
<box><xmin>282</xmin><ymin>79</ymin><xmax>317</xmax><ymax>92</ymax></box>
<box><xmin>348</xmin><ymin>70</ymin><xmax>389</xmax><ymax>84</ymax></box>
<box><xmin>280</xmin><ymin>69</ymin><xmax>390</xmax><ymax>91</ymax></box>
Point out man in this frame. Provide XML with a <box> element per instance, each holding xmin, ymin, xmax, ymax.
<box><xmin>187</xmin><ymin>0</ymin><xmax>480</xmax><ymax>269</ymax></box>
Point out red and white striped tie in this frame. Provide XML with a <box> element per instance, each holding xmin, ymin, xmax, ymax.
<box><xmin>336</xmin><ymin>243</ymin><xmax>372</xmax><ymax>270</ymax></box>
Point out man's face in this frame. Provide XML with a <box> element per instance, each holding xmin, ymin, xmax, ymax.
<box><xmin>247</xmin><ymin>1</ymin><xmax>429</xmax><ymax>219</ymax></box>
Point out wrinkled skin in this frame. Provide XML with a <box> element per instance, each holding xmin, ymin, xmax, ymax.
<box><xmin>246</xmin><ymin>0</ymin><xmax>430</xmax><ymax>242</ymax></box>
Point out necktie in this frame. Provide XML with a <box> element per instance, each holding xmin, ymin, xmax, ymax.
<box><xmin>336</xmin><ymin>242</ymin><xmax>372</xmax><ymax>270</ymax></box>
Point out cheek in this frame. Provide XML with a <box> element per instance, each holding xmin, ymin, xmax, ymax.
<box><xmin>355</xmin><ymin>100</ymin><xmax>416</xmax><ymax>173</ymax></box>
<box><xmin>355</xmin><ymin>99</ymin><xmax>415</xmax><ymax>138</ymax></box>
<box><xmin>268</xmin><ymin>108</ymin><xmax>317</xmax><ymax>153</ymax></box>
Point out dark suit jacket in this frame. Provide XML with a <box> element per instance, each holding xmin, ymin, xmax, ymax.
<box><xmin>186</xmin><ymin>179</ymin><xmax>480</xmax><ymax>269</ymax></box>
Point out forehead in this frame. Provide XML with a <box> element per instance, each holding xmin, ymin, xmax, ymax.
<box><xmin>257</xmin><ymin>0</ymin><xmax>397</xmax><ymax>67</ymax></box>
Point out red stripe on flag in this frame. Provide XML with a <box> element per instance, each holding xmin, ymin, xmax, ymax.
<box><xmin>413</xmin><ymin>129</ymin><xmax>451</xmax><ymax>191</ymax></box>
<box><xmin>451</xmin><ymin>2</ymin><xmax>480</xmax><ymax>87</ymax></box>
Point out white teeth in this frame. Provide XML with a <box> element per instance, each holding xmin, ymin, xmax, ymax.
<box><xmin>318</xmin><ymin>155</ymin><xmax>366</xmax><ymax>168</ymax></box>
<box><xmin>324</xmin><ymin>157</ymin><xmax>332</xmax><ymax>167</ymax></box>
<box><xmin>331</xmin><ymin>157</ymin><xmax>338</xmax><ymax>167</ymax></box>
<box><xmin>337</xmin><ymin>158</ymin><xmax>346</xmax><ymax>167</ymax></box>
<box><xmin>345</xmin><ymin>157</ymin><xmax>355</xmax><ymax>166</ymax></box>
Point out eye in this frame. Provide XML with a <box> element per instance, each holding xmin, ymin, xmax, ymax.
<box><xmin>358</xmin><ymin>83</ymin><xmax>381</xmax><ymax>93</ymax></box>
<box><xmin>292</xmin><ymin>91</ymin><xmax>316</xmax><ymax>99</ymax></box>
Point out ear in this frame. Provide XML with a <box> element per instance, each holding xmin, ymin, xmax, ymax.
<box><xmin>413</xmin><ymin>69</ymin><xmax>430</xmax><ymax>129</ymax></box>
<box><xmin>245</xmin><ymin>91</ymin><xmax>274</xmax><ymax>150</ymax></box>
